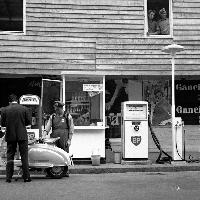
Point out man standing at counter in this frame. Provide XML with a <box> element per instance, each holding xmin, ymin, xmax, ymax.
<box><xmin>43</xmin><ymin>101</ymin><xmax>74</xmax><ymax>176</ymax></box>
<box><xmin>1</xmin><ymin>94</ymin><xmax>32</xmax><ymax>183</ymax></box>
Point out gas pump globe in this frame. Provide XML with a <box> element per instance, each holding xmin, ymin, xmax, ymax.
<box><xmin>121</xmin><ymin>101</ymin><xmax>148</xmax><ymax>160</ymax></box>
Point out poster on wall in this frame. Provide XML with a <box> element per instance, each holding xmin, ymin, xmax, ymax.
<box><xmin>143</xmin><ymin>80</ymin><xmax>171</xmax><ymax>126</ymax></box>
<box><xmin>175</xmin><ymin>80</ymin><xmax>200</xmax><ymax>125</ymax></box>
<box><xmin>105</xmin><ymin>78</ymin><xmax>129</xmax><ymax>138</ymax></box>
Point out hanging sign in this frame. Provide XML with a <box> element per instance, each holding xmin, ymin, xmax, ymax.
<box><xmin>83</xmin><ymin>84</ymin><xmax>103</xmax><ymax>92</ymax></box>
<box><xmin>19</xmin><ymin>94</ymin><xmax>40</xmax><ymax>105</ymax></box>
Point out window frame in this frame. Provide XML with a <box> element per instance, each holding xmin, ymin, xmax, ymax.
<box><xmin>144</xmin><ymin>0</ymin><xmax>173</xmax><ymax>38</ymax></box>
<box><xmin>62</xmin><ymin>74</ymin><xmax>105</xmax><ymax>128</ymax></box>
<box><xmin>0</xmin><ymin>0</ymin><xmax>26</xmax><ymax>35</ymax></box>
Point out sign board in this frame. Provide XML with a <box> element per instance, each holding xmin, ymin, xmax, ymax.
<box><xmin>124</xmin><ymin>104</ymin><xmax>148</xmax><ymax>120</ymax></box>
<box><xmin>19</xmin><ymin>94</ymin><xmax>40</xmax><ymax>105</ymax></box>
<box><xmin>83</xmin><ymin>84</ymin><xmax>103</xmax><ymax>92</ymax></box>
<box><xmin>176</xmin><ymin>80</ymin><xmax>200</xmax><ymax>125</ymax></box>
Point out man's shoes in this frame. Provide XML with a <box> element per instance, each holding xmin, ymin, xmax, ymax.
<box><xmin>6</xmin><ymin>179</ymin><xmax>11</xmax><ymax>183</ymax></box>
<box><xmin>24</xmin><ymin>178</ymin><xmax>32</xmax><ymax>182</ymax></box>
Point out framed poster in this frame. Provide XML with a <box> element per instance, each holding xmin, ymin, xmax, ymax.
<box><xmin>143</xmin><ymin>80</ymin><xmax>171</xmax><ymax>126</ymax></box>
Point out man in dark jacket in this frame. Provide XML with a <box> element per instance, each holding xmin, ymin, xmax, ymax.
<box><xmin>1</xmin><ymin>94</ymin><xmax>32</xmax><ymax>183</ymax></box>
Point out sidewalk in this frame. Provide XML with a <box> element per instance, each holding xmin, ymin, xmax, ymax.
<box><xmin>0</xmin><ymin>161</ymin><xmax>200</xmax><ymax>175</ymax></box>
<box><xmin>69</xmin><ymin>162</ymin><xmax>200</xmax><ymax>174</ymax></box>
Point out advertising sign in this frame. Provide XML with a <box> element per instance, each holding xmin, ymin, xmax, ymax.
<box><xmin>83</xmin><ymin>84</ymin><xmax>103</xmax><ymax>91</ymax></box>
<box><xmin>125</xmin><ymin>104</ymin><xmax>147</xmax><ymax>120</ymax></box>
<box><xmin>175</xmin><ymin>80</ymin><xmax>200</xmax><ymax>125</ymax></box>
<box><xmin>19</xmin><ymin>94</ymin><xmax>40</xmax><ymax>105</ymax></box>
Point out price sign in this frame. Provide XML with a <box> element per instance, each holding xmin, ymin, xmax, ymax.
<box><xmin>83</xmin><ymin>84</ymin><xmax>103</xmax><ymax>92</ymax></box>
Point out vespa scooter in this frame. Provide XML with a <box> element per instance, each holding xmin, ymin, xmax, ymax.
<box><xmin>14</xmin><ymin>137</ymin><xmax>73</xmax><ymax>180</ymax></box>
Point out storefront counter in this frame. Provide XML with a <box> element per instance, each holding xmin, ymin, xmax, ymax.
<box><xmin>61</xmin><ymin>71</ymin><xmax>106</xmax><ymax>159</ymax></box>
<box><xmin>70</xmin><ymin>126</ymin><xmax>106</xmax><ymax>159</ymax></box>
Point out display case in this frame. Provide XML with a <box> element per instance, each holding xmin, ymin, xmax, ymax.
<box><xmin>65</xmin><ymin>91</ymin><xmax>91</xmax><ymax>126</ymax></box>
<box><xmin>61</xmin><ymin>71</ymin><xmax>106</xmax><ymax>159</ymax></box>
<box><xmin>64</xmin><ymin>76</ymin><xmax>104</xmax><ymax>127</ymax></box>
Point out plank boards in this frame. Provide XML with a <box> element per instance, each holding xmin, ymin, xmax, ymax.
<box><xmin>0</xmin><ymin>0</ymin><xmax>198</xmax><ymax>75</ymax></box>
<box><xmin>26</xmin><ymin>0</ymin><xmax>144</xmax><ymax>37</ymax></box>
<box><xmin>173</xmin><ymin>0</ymin><xmax>200</xmax><ymax>37</ymax></box>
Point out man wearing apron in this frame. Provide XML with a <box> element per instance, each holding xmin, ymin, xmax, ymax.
<box><xmin>43</xmin><ymin>101</ymin><xmax>74</xmax><ymax>176</ymax></box>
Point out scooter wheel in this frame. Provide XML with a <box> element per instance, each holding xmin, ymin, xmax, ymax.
<box><xmin>46</xmin><ymin>166</ymin><xmax>68</xmax><ymax>179</ymax></box>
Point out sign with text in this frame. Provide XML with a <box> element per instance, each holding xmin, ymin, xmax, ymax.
<box><xmin>19</xmin><ymin>94</ymin><xmax>40</xmax><ymax>105</ymax></box>
<box><xmin>83</xmin><ymin>84</ymin><xmax>103</xmax><ymax>92</ymax></box>
<box><xmin>125</xmin><ymin>104</ymin><xmax>147</xmax><ymax>120</ymax></box>
<box><xmin>176</xmin><ymin>80</ymin><xmax>200</xmax><ymax>125</ymax></box>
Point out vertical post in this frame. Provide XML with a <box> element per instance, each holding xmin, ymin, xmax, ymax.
<box><xmin>102</xmin><ymin>75</ymin><xmax>105</xmax><ymax>126</ymax></box>
<box><xmin>39</xmin><ymin>79</ymin><xmax>44</xmax><ymax>138</ymax></box>
<box><xmin>171</xmin><ymin>53</ymin><xmax>176</xmax><ymax>160</ymax></box>
<box><xmin>62</xmin><ymin>75</ymin><xmax>66</xmax><ymax>111</ymax></box>
<box><xmin>161</xmin><ymin>43</ymin><xmax>184</xmax><ymax>161</ymax></box>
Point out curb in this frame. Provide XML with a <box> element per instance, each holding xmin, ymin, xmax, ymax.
<box><xmin>0</xmin><ymin>163</ymin><xmax>200</xmax><ymax>175</ymax></box>
<box><xmin>69</xmin><ymin>163</ymin><xmax>200</xmax><ymax>174</ymax></box>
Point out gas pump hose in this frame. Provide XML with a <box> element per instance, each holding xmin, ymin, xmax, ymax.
<box><xmin>149</xmin><ymin>120</ymin><xmax>200</xmax><ymax>163</ymax></box>
<box><xmin>148</xmin><ymin>119</ymin><xmax>172</xmax><ymax>164</ymax></box>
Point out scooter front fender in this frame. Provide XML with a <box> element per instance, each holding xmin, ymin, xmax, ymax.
<box><xmin>28</xmin><ymin>144</ymin><xmax>71</xmax><ymax>167</ymax></box>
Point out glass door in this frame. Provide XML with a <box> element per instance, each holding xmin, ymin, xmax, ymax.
<box><xmin>40</xmin><ymin>78</ymin><xmax>62</xmax><ymax>134</ymax></box>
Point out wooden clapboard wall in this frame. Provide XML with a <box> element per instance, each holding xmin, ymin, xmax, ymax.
<box><xmin>96</xmin><ymin>0</ymin><xmax>200</xmax><ymax>75</ymax></box>
<box><xmin>173</xmin><ymin>0</ymin><xmax>200</xmax><ymax>74</ymax></box>
<box><xmin>26</xmin><ymin>0</ymin><xmax>144</xmax><ymax>38</ymax></box>
<box><xmin>0</xmin><ymin>0</ymin><xmax>199</xmax><ymax>74</ymax></box>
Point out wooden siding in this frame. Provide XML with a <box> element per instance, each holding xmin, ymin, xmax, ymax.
<box><xmin>0</xmin><ymin>0</ymin><xmax>199</xmax><ymax>74</ymax></box>
<box><xmin>26</xmin><ymin>0</ymin><xmax>144</xmax><ymax>38</ymax></box>
<box><xmin>0</xmin><ymin>35</ymin><xmax>96</xmax><ymax>74</ymax></box>
<box><xmin>173</xmin><ymin>0</ymin><xmax>200</xmax><ymax>38</ymax></box>
<box><xmin>96</xmin><ymin>37</ymin><xmax>200</xmax><ymax>75</ymax></box>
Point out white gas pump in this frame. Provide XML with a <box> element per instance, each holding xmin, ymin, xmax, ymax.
<box><xmin>172</xmin><ymin>117</ymin><xmax>184</xmax><ymax>161</ymax></box>
<box><xmin>121</xmin><ymin>101</ymin><xmax>148</xmax><ymax>159</ymax></box>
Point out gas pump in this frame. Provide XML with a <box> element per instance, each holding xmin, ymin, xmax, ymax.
<box><xmin>121</xmin><ymin>101</ymin><xmax>148</xmax><ymax>159</ymax></box>
<box><xmin>19</xmin><ymin>94</ymin><xmax>40</xmax><ymax>139</ymax></box>
<box><xmin>172</xmin><ymin>117</ymin><xmax>184</xmax><ymax>161</ymax></box>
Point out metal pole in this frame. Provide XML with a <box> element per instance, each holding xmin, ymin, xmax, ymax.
<box><xmin>62</xmin><ymin>75</ymin><xmax>66</xmax><ymax>111</ymax></box>
<box><xmin>171</xmin><ymin>53</ymin><xmax>176</xmax><ymax>160</ymax></box>
<box><xmin>39</xmin><ymin>79</ymin><xmax>44</xmax><ymax>138</ymax></box>
<box><xmin>183</xmin><ymin>129</ymin><xmax>186</xmax><ymax>161</ymax></box>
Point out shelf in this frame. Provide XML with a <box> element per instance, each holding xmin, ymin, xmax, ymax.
<box><xmin>66</xmin><ymin>100</ymin><xmax>90</xmax><ymax>103</ymax></box>
<box><xmin>70</xmin><ymin>113</ymin><xmax>80</xmax><ymax>115</ymax></box>
<box><xmin>74</xmin><ymin>126</ymin><xmax>107</xmax><ymax>130</ymax></box>
<box><xmin>70</xmin><ymin>103</ymin><xmax>90</xmax><ymax>107</ymax></box>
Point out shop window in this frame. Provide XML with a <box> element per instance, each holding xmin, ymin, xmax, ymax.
<box><xmin>145</xmin><ymin>0</ymin><xmax>172</xmax><ymax>37</ymax></box>
<box><xmin>65</xmin><ymin>77</ymin><xmax>104</xmax><ymax>126</ymax></box>
<box><xmin>0</xmin><ymin>0</ymin><xmax>25</xmax><ymax>33</ymax></box>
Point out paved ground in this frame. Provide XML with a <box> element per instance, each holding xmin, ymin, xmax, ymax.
<box><xmin>1</xmin><ymin>171</ymin><xmax>200</xmax><ymax>200</ymax></box>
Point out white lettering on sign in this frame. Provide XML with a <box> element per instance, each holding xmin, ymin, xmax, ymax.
<box><xmin>83</xmin><ymin>84</ymin><xmax>103</xmax><ymax>92</ymax></box>
<box><xmin>176</xmin><ymin>106</ymin><xmax>200</xmax><ymax>114</ymax></box>
<box><xmin>176</xmin><ymin>83</ymin><xmax>200</xmax><ymax>91</ymax></box>
<box><xmin>19</xmin><ymin>95</ymin><xmax>40</xmax><ymax>105</ymax></box>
